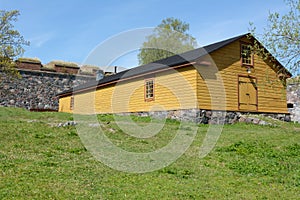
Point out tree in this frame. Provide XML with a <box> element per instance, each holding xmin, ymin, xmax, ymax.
<box><xmin>0</xmin><ymin>10</ymin><xmax>29</xmax><ymax>75</ymax></box>
<box><xmin>249</xmin><ymin>0</ymin><xmax>300</xmax><ymax>75</ymax></box>
<box><xmin>138</xmin><ymin>17</ymin><xmax>197</xmax><ymax>65</ymax></box>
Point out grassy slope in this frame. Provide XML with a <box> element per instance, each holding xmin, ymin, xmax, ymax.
<box><xmin>0</xmin><ymin>107</ymin><xmax>299</xmax><ymax>199</ymax></box>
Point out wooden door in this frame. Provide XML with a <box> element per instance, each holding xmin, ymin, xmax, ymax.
<box><xmin>238</xmin><ymin>76</ymin><xmax>257</xmax><ymax>111</ymax></box>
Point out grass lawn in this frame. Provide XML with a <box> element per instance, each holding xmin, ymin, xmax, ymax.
<box><xmin>0</xmin><ymin>107</ymin><xmax>299</xmax><ymax>199</ymax></box>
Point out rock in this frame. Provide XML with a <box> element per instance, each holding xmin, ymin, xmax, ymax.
<box><xmin>258</xmin><ymin>120</ymin><xmax>269</xmax><ymax>126</ymax></box>
<box><xmin>56</xmin><ymin>121</ymin><xmax>77</xmax><ymax>127</ymax></box>
<box><xmin>205</xmin><ymin>111</ymin><xmax>212</xmax><ymax>118</ymax></box>
<box><xmin>239</xmin><ymin>115</ymin><xmax>247</xmax><ymax>122</ymax></box>
<box><xmin>57</xmin><ymin>123</ymin><xmax>63</xmax><ymax>127</ymax></box>
<box><xmin>64</xmin><ymin>121</ymin><xmax>77</xmax><ymax>126</ymax></box>
<box><xmin>200</xmin><ymin>116</ymin><xmax>209</xmax><ymax>124</ymax></box>
<box><xmin>89</xmin><ymin>123</ymin><xmax>100</xmax><ymax>127</ymax></box>
<box><xmin>108</xmin><ymin>128</ymin><xmax>116</xmax><ymax>133</ymax></box>
<box><xmin>252</xmin><ymin>118</ymin><xmax>260</xmax><ymax>125</ymax></box>
<box><xmin>284</xmin><ymin>115</ymin><xmax>291</xmax><ymax>122</ymax></box>
<box><xmin>245</xmin><ymin>117</ymin><xmax>253</xmax><ymax>123</ymax></box>
<box><xmin>27</xmin><ymin>119</ymin><xmax>39</xmax><ymax>123</ymax></box>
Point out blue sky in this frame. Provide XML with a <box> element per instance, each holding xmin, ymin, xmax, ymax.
<box><xmin>1</xmin><ymin>0</ymin><xmax>289</xmax><ymax>69</ymax></box>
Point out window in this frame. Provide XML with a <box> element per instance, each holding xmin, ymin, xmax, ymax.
<box><xmin>145</xmin><ymin>79</ymin><xmax>154</xmax><ymax>101</ymax></box>
<box><xmin>241</xmin><ymin>43</ymin><xmax>253</xmax><ymax>66</ymax></box>
<box><xmin>70</xmin><ymin>96</ymin><xmax>74</xmax><ymax>110</ymax></box>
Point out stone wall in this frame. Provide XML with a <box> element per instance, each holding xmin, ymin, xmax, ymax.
<box><xmin>119</xmin><ymin>109</ymin><xmax>291</xmax><ymax>124</ymax></box>
<box><xmin>287</xmin><ymin>83</ymin><xmax>300</xmax><ymax>122</ymax></box>
<box><xmin>0</xmin><ymin>69</ymin><xmax>95</xmax><ymax>111</ymax></box>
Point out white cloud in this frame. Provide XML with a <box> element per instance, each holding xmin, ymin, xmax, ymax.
<box><xmin>29</xmin><ymin>32</ymin><xmax>55</xmax><ymax>48</ymax></box>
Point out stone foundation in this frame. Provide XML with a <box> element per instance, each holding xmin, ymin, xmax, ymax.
<box><xmin>120</xmin><ymin>109</ymin><xmax>291</xmax><ymax>124</ymax></box>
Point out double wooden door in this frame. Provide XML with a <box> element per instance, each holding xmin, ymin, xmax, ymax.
<box><xmin>238</xmin><ymin>76</ymin><xmax>258</xmax><ymax>111</ymax></box>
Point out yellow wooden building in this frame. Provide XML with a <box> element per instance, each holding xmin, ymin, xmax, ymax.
<box><xmin>57</xmin><ymin>33</ymin><xmax>291</xmax><ymax>116</ymax></box>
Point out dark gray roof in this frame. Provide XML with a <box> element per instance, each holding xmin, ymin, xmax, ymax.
<box><xmin>58</xmin><ymin>33</ymin><xmax>287</xmax><ymax>96</ymax></box>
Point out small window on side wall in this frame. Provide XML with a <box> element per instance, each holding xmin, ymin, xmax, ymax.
<box><xmin>145</xmin><ymin>79</ymin><xmax>154</xmax><ymax>101</ymax></box>
<box><xmin>241</xmin><ymin>43</ymin><xmax>253</xmax><ymax>66</ymax></box>
<box><xmin>70</xmin><ymin>96</ymin><xmax>74</xmax><ymax>110</ymax></box>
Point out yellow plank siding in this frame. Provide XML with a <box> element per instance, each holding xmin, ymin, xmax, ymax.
<box><xmin>207</xmin><ymin>39</ymin><xmax>288</xmax><ymax>113</ymax></box>
<box><xmin>94</xmin><ymin>84</ymin><xmax>115</xmax><ymax>113</ymax></box>
<box><xmin>58</xmin><ymin>96</ymin><xmax>72</xmax><ymax>113</ymax></box>
<box><xmin>252</xmin><ymin>55</ymin><xmax>287</xmax><ymax>113</ymax></box>
<box><xmin>153</xmin><ymin>67</ymin><xmax>198</xmax><ymax>110</ymax></box>
<box><xmin>62</xmin><ymin>66</ymin><xmax>198</xmax><ymax>114</ymax></box>
<box><xmin>196</xmin><ymin>65</ymin><xmax>228</xmax><ymax>111</ymax></box>
<box><xmin>73</xmin><ymin>91</ymin><xmax>96</xmax><ymax>114</ymax></box>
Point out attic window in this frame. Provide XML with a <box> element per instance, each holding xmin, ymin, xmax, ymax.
<box><xmin>145</xmin><ymin>79</ymin><xmax>154</xmax><ymax>101</ymax></box>
<box><xmin>241</xmin><ymin>43</ymin><xmax>253</xmax><ymax>66</ymax></box>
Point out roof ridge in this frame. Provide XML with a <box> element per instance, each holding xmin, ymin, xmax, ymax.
<box><xmin>202</xmin><ymin>33</ymin><xmax>249</xmax><ymax>53</ymax></box>
<box><xmin>137</xmin><ymin>33</ymin><xmax>250</xmax><ymax>66</ymax></box>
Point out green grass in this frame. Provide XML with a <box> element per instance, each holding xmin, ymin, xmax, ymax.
<box><xmin>0</xmin><ymin>107</ymin><xmax>300</xmax><ymax>199</ymax></box>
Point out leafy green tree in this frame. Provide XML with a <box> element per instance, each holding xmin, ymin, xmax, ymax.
<box><xmin>250</xmin><ymin>0</ymin><xmax>299</xmax><ymax>75</ymax></box>
<box><xmin>138</xmin><ymin>17</ymin><xmax>197</xmax><ymax>65</ymax></box>
<box><xmin>0</xmin><ymin>10</ymin><xmax>29</xmax><ymax>75</ymax></box>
